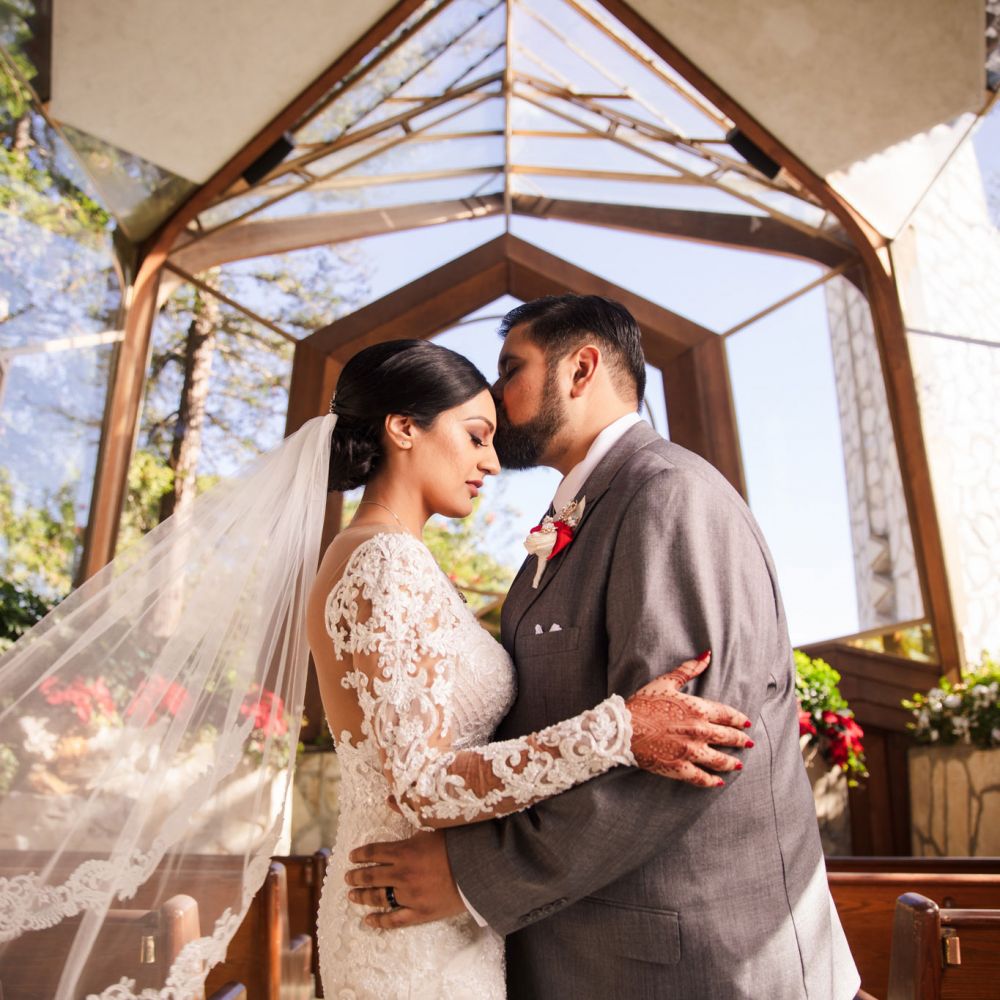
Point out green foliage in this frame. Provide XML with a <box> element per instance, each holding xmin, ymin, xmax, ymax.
<box><xmin>0</xmin><ymin>469</ymin><xmax>78</xmax><ymax>598</ymax></box>
<box><xmin>902</xmin><ymin>652</ymin><xmax>1000</xmax><ymax>749</ymax></box>
<box><xmin>0</xmin><ymin>577</ymin><xmax>51</xmax><ymax>653</ymax></box>
<box><xmin>794</xmin><ymin>650</ymin><xmax>867</xmax><ymax>783</ymax></box>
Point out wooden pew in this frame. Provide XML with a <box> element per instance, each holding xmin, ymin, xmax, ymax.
<box><xmin>887</xmin><ymin>892</ymin><xmax>1000</xmax><ymax>999</ymax></box>
<box><xmin>0</xmin><ymin>893</ymin><xmax>200</xmax><ymax>1000</ymax></box>
<box><xmin>204</xmin><ymin>860</ymin><xmax>312</xmax><ymax>1000</ymax></box>
<box><xmin>274</xmin><ymin>849</ymin><xmax>331</xmax><ymax>997</ymax></box>
<box><xmin>827</xmin><ymin>864</ymin><xmax>1000</xmax><ymax>999</ymax></box>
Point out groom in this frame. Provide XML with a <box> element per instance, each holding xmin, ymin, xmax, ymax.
<box><xmin>347</xmin><ymin>296</ymin><xmax>859</xmax><ymax>998</ymax></box>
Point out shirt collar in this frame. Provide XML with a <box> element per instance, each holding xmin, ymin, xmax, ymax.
<box><xmin>551</xmin><ymin>412</ymin><xmax>643</xmax><ymax>514</ymax></box>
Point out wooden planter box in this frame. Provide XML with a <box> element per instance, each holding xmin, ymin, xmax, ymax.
<box><xmin>908</xmin><ymin>744</ymin><xmax>1000</xmax><ymax>856</ymax></box>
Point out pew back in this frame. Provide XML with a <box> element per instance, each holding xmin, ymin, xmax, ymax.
<box><xmin>829</xmin><ymin>871</ymin><xmax>1000</xmax><ymax>998</ymax></box>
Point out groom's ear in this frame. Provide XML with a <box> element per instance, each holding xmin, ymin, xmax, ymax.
<box><xmin>568</xmin><ymin>344</ymin><xmax>601</xmax><ymax>398</ymax></box>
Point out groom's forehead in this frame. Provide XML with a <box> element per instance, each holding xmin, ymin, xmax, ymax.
<box><xmin>498</xmin><ymin>323</ymin><xmax>539</xmax><ymax>368</ymax></box>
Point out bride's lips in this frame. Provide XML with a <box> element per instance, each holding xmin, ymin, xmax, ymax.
<box><xmin>466</xmin><ymin>480</ymin><xmax>483</xmax><ymax>497</ymax></box>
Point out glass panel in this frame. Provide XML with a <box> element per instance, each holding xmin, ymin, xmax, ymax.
<box><xmin>294</xmin><ymin>0</ymin><xmax>502</xmax><ymax>146</ymax></box>
<box><xmin>56</xmin><ymin>124</ymin><xmax>196</xmax><ymax>241</ymax></box>
<box><xmin>715</xmin><ymin>169</ymin><xmax>828</xmax><ymax>228</ymax></box>
<box><xmin>420</xmin><ymin>94</ymin><xmax>506</xmax><ymax>133</ymax></box>
<box><xmin>254</xmin><ymin>172</ymin><xmax>503</xmax><ymax>220</ymax></box>
<box><xmin>515</xmin><ymin>4</ymin><xmax>619</xmax><ymax>93</ymax></box>
<box><xmin>547</xmin><ymin>0</ymin><xmax>727</xmax><ymax>137</ymax></box>
<box><xmin>450</xmin><ymin>43</ymin><xmax>507</xmax><ymax>89</ymax></box>
<box><xmin>511</xmin><ymin>134</ymin><xmax>681</xmax><ymax>177</ymax></box>
<box><xmin>336</xmin><ymin>134</ymin><xmax>505</xmax><ymax>179</ymax></box>
<box><xmin>509</xmin><ymin>171</ymin><xmax>767</xmax><ymax>215</ymax></box>
<box><xmin>121</xmin><ymin>282</ymin><xmax>295</xmax><ymax>552</ymax></box>
<box><xmin>508</xmin><ymin>215</ymin><xmax>825</xmax><ymax>334</ymax></box>
<box><xmin>725</xmin><ymin>288</ymin><xmax>859</xmax><ymax>644</ymax></box>
<box><xmin>892</xmin><ymin>116</ymin><xmax>1000</xmax><ymax>660</ymax></box>
<box><xmin>394</xmin><ymin>1</ymin><xmax>506</xmax><ymax>99</ymax></box>
<box><xmin>1</xmin><ymin>65</ymin><xmax>122</xmax><ymax>597</ymax></box>
<box><xmin>214</xmin><ymin>246</ymin><xmax>375</xmax><ymax>340</ymax></box>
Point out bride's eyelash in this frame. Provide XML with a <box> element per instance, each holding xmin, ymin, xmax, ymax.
<box><xmin>470</xmin><ymin>434</ymin><xmax>486</xmax><ymax>447</ymax></box>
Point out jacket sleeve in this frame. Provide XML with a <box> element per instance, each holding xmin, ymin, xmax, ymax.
<box><xmin>445</xmin><ymin>465</ymin><xmax>782</xmax><ymax>934</ymax></box>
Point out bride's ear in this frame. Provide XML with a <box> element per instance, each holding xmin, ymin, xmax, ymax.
<box><xmin>384</xmin><ymin>413</ymin><xmax>416</xmax><ymax>451</ymax></box>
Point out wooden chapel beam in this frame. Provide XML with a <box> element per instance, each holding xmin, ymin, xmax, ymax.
<box><xmin>168</xmin><ymin>195</ymin><xmax>504</xmax><ymax>277</ymax></box>
<box><xmin>302</xmin><ymin>235</ymin><xmax>511</xmax><ymax>360</ymax></box>
<box><xmin>661</xmin><ymin>340</ymin><xmax>746</xmax><ymax>497</ymax></box>
<box><xmin>78</xmin><ymin>0</ymin><xmax>426</xmax><ymax>579</ymax></box>
<box><xmin>512</xmin><ymin>194</ymin><xmax>860</xmax><ymax>279</ymax></box>
<box><xmin>601</xmin><ymin>0</ymin><xmax>962</xmax><ymax>675</ymax></box>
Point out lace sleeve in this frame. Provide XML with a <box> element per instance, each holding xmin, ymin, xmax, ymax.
<box><xmin>326</xmin><ymin>533</ymin><xmax>635</xmax><ymax>830</ymax></box>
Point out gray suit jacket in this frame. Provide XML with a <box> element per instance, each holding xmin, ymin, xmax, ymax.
<box><xmin>445</xmin><ymin>423</ymin><xmax>859</xmax><ymax>999</ymax></box>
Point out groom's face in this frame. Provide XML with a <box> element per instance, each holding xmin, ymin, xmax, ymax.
<box><xmin>493</xmin><ymin>323</ymin><xmax>568</xmax><ymax>469</ymax></box>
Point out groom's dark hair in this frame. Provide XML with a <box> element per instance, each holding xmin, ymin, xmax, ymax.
<box><xmin>498</xmin><ymin>295</ymin><xmax>646</xmax><ymax>407</ymax></box>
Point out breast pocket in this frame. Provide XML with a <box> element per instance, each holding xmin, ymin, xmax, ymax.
<box><xmin>516</xmin><ymin>626</ymin><xmax>580</xmax><ymax>659</ymax></box>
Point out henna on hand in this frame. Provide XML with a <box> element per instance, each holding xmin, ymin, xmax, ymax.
<box><xmin>625</xmin><ymin>651</ymin><xmax>753</xmax><ymax>788</ymax></box>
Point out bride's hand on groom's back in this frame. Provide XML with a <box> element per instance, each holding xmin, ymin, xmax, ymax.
<box><xmin>625</xmin><ymin>650</ymin><xmax>754</xmax><ymax>788</ymax></box>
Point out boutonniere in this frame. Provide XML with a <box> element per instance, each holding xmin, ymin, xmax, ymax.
<box><xmin>524</xmin><ymin>497</ymin><xmax>586</xmax><ymax>589</ymax></box>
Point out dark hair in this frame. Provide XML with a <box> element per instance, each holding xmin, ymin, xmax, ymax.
<box><xmin>327</xmin><ymin>339</ymin><xmax>489</xmax><ymax>491</ymax></box>
<box><xmin>498</xmin><ymin>295</ymin><xmax>646</xmax><ymax>405</ymax></box>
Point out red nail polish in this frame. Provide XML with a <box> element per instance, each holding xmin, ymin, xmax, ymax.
<box><xmin>745</xmin><ymin>740</ymin><xmax>754</xmax><ymax>748</ymax></box>
<box><xmin>699</xmin><ymin>649</ymin><xmax>711</xmax><ymax>660</ymax></box>
<box><xmin>716</xmin><ymin>779</ymin><xmax>725</xmax><ymax>787</ymax></box>
<box><xmin>743</xmin><ymin>720</ymin><xmax>752</xmax><ymax>728</ymax></box>
<box><xmin>734</xmin><ymin>762</ymin><xmax>743</xmax><ymax>770</ymax></box>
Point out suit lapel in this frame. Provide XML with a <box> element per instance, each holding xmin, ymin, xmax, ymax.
<box><xmin>503</xmin><ymin>421</ymin><xmax>661</xmax><ymax>633</ymax></box>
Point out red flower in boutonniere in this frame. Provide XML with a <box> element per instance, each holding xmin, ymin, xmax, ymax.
<box><xmin>524</xmin><ymin>498</ymin><xmax>586</xmax><ymax>589</ymax></box>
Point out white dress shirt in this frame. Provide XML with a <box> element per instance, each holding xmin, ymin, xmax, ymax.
<box><xmin>458</xmin><ymin>410</ymin><xmax>644</xmax><ymax>927</ymax></box>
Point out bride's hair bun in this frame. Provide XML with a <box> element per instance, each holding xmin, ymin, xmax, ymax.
<box><xmin>327</xmin><ymin>340</ymin><xmax>489</xmax><ymax>492</ymax></box>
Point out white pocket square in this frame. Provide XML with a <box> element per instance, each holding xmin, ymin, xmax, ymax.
<box><xmin>533</xmin><ymin>623</ymin><xmax>563</xmax><ymax>634</ymax></box>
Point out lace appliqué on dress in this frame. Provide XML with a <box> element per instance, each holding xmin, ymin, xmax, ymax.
<box><xmin>325</xmin><ymin>532</ymin><xmax>634</xmax><ymax>831</ymax></box>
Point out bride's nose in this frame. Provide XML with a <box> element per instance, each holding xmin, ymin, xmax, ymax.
<box><xmin>479</xmin><ymin>445</ymin><xmax>500</xmax><ymax>477</ymax></box>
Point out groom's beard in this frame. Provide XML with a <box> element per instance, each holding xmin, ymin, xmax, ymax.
<box><xmin>494</xmin><ymin>374</ymin><xmax>568</xmax><ymax>470</ymax></box>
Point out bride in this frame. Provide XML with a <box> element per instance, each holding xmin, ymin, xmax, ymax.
<box><xmin>305</xmin><ymin>339</ymin><xmax>751</xmax><ymax>999</ymax></box>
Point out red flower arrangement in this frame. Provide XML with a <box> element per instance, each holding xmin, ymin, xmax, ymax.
<box><xmin>795</xmin><ymin>651</ymin><xmax>867</xmax><ymax>784</ymax></box>
<box><xmin>240</xmin><ymin>686</ymin><xmax>289</xmax><ymax>738</ymax></box>
<box><xmin>40</xmin><ymin>676</ymin><xmax>117</xmax><ymax>726</ymax></box>
<box><xmin>125</xmin><ymin>674</ymin><xmax>191</xmax><ymax>725</ymax></box>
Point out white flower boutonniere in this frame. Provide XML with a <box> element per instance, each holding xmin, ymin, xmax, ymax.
<box><xmin>524</xmin><ymin>497</ymin><xmax>586</xmax><ymax>589</ymax></box>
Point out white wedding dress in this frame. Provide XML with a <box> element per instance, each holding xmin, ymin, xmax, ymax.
<box><xmin>314</xmin><ymin>531</ymin><xmax>635</xmax><ymax>1000</ymax></box>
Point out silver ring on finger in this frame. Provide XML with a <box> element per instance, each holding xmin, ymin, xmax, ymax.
<box><xmin>385</xmin><ymin>885</ymin><xmax>401</xmax><ymax>910</ymax></box>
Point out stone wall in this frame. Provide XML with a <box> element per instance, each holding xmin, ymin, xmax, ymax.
<box><xmin>893</xmin><ymin>139</ymin><xmax>1000</xmax><ymax>663</ymax></box>
<box><xmin>824</xmin><ymin>276</ymin><xmax>922</xmax><ymax>629</ymax></box>
<box><xmin>291</xmin><ymin>750</ymin><xmax>341</xmax><ymax>854</ymax></box>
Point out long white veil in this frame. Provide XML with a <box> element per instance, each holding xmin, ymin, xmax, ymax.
<box><xmin>0</xmin><ymin>414</ymin><xmax>336</xmax><ymax>999</ymax></box>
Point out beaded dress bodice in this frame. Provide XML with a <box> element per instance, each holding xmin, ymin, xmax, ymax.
<box><xmin>315</xmin><ymin>532</ymin><xmax>633</xmax><ymax>999</ymax></box>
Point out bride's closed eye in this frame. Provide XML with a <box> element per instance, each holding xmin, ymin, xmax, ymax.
<box><xmin>470</xmin><ymin>434</ymin><xmax>487</xmax><ymax>448</ymax></box>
